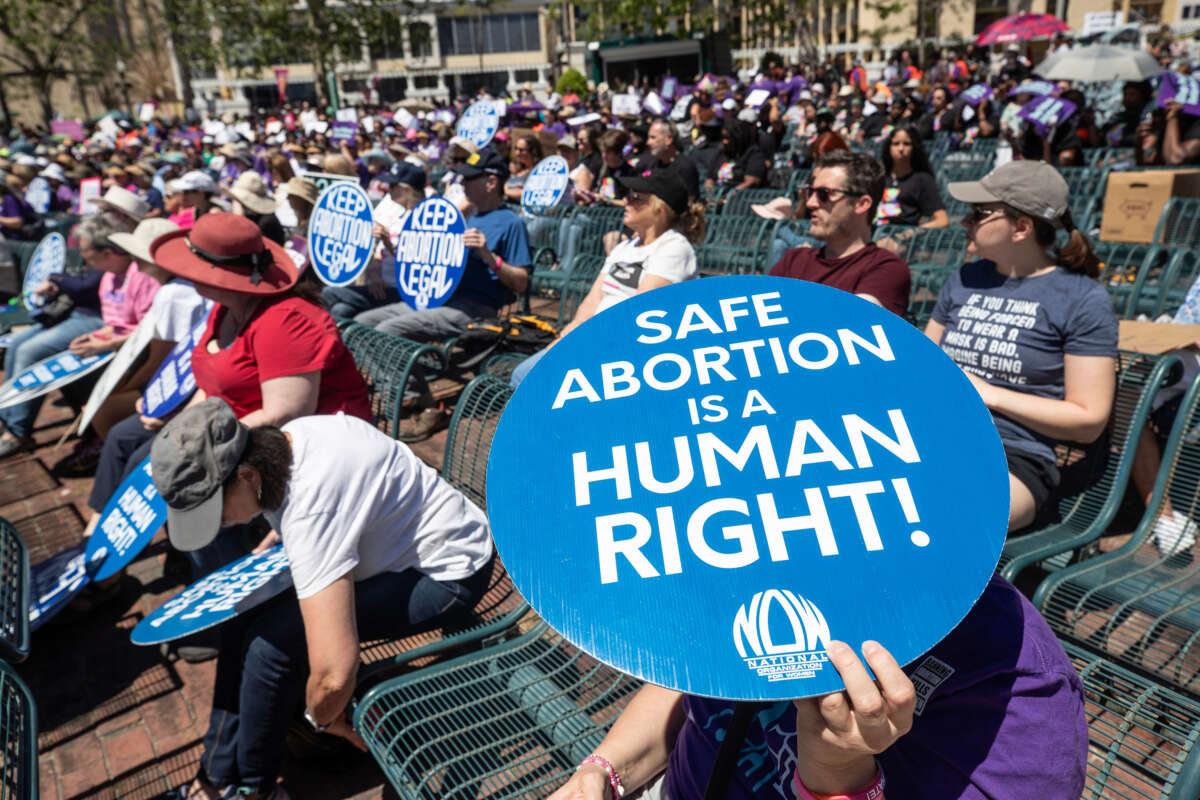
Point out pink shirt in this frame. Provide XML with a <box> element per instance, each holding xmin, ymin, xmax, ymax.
<box><xmin>99</xmin><ymin>262</ymin><xmax>161</xmax><ymax>335</ymax></box>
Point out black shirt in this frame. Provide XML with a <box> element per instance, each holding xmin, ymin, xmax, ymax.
<box><xmin>633</xmin><ymin>152</ymin><xmax>701</xmax><ymax>201</ymax></box>
<box><xmin>691</xmin><ymin>140</ymin><xmax>724</xmax><ymax>181</ymax></box>
<box><xmin>715</xmin><ymin>146</ymin><xmax>768</xmax><ymax>186</ymax></box>
<box><xmin>875</xmin><ymin>171</ymin><xmax>944</xmax><ymax>226</ymax></box>
<box><xmin>860</xmin><ymin>112</ymin><xmax>890</xmax><ymax>140</ymax></box>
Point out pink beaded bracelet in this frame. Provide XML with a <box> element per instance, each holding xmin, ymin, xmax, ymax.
<box><xmin>580</xmin><ymin>753</ymin><xmax>625</xmax><ymax>799</ymax></box>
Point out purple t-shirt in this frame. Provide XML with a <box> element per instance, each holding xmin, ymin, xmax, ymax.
<box><xmin>662</xmin><ymin>576</ymin><xmax>1087</xmax><ymax>800</ymax></box>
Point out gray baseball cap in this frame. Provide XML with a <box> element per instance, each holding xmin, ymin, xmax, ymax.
<box><xmin>948</xmin><ymin>160</ymin><xmax>1070</xmax><ymax>227</ymax></box>
<box><xmin>150</xmin><ymin>397</ymin><xmax>249</xmax><ymax>551</ymax></box>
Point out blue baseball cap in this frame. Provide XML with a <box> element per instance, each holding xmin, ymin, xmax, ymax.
<box><xmin>378</xmin><ymin>161</ymin><xmax>426</xmax><ymax>190</ymax></box>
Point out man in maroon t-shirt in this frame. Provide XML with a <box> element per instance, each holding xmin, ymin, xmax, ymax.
<box><xmin>769</xmin><ymin>150</ymin><xmax>911</xmax><ymax>316</ymax></box>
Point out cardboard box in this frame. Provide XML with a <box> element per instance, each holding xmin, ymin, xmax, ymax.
<box><xmin>1101</xmin><ymin>169</ymin><xmax>1200</xmax><ymax>243</ymax></box>
<box><xmin>1118</xmin><ymin>320</ymin><xmax>1200</xmax><ymax>354</ymax></box>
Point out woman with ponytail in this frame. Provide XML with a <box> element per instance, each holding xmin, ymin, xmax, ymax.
<box><xmin>509</xmin><ymin>166</ymin><xmax>702</xmax><ymax>386</ymax></box>
<box><xmin>923</xmin><ymin>160</ymin><xmax>1117</xmax><ymax>530</ymax></box>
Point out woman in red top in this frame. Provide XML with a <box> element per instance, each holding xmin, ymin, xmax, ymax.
<box><xmin>80</xmin><ymin>213</ymin><xmax>369</xmax><ymax>620</ymax></box>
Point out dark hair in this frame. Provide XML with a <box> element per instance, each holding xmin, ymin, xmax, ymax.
<box><xmin>813</xmin><ymin>150</ymin><xmax>886</xmax><ymax>220</ymax></box>
<box><xmin>722</xmin><ymin>119</ymin><xmax>755</xmax><ymax>153</ymax></box>
<box><xmin>515</xmin><ymin>133</ymin><xmax>543</xmax><ymax>161</ymax></box>
<box><xmin>599</xmin><ymin>129</ymin><xmax>629</xmax><ymax>155</ymax></box>
<box><xmin>1000</xmin><ymin>205</ymin><xmax>1100</xmax><ymax>278</ymax></box>
<box><xmin>880</xmin><ymin>124</ymin><xmax>935</xmax><ymax>178</ymax></box>
<box><xmin>226</xmin><ymin>425</ymin><xmax>292</xmax><ymax>510</ymax></box>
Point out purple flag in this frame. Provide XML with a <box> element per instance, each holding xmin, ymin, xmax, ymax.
<box><xmin>1018</xmin><ymin>96</ymin><xmax>1078</xmax><ymax>136</ymax></box>
<box><xmin>959</xmin><ymin>84</ymin><xmax>994</xmax><ymax>107</ymax></box>
<box><xmin>1156</xmin><ymin>72</ymin><xmax>1200</xmax><ymax>117</ymax></box>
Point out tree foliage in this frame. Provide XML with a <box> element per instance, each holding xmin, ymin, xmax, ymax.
<box><xmin>0</xmin><ymin>0</ymin><xmax>123</xmax><ymax>125</ymax></box>
<box><xmin>555</xmin><ymin>67</ymin><xmax>588</xmax><ymax>96</ymax></box>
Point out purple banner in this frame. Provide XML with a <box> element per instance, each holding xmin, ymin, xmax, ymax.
<box><xmin>959</xmin><ymin>84</ymin><xmax>994</xmax><ymax>107</ymax></box>
<box><xmin>330</xmin><ymin>120</ymin><xmax>358</xmax><ymax>143</ymax></box>
<box><xmin>50</xmin><ymin>120</ymin><xmax>85</xmax><ymax>140</ymax></box>
<box><xmin>1156</xmin><ymin>72</ymin><xmax>1200</xmax><ymax>118</ymax></box>
<box><xmin>1007</xmin><ymin>81</ymin><xmax>1057</xmax><ymax>98</ymax></box>
<box><xmin>1018</xmin><ymin>96</ymin><xmax>1078</xmax><ymax>136</ymax></box>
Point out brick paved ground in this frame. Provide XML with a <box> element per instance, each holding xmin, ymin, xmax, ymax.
<box><xmin>10</xmin><ymin>389</ymin><xmax>449</xmax><ymax>799</ymax></box>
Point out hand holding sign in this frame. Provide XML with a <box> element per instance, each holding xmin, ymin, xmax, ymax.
<box><xmin>487</xmin><ymin>277</ymin><xmax>1008</xmax><ymax>701</ymax></box>
<box><xmin>394</xmin><ymin>196</ymin><xmax>468</xmax><ymax>310</ymax></box>
<box><xmin>307</xmin><ymin>182</ymin><xmax>375</xmax><ymax>286</ymax></box>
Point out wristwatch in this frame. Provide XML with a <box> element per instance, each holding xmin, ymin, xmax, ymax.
<box><xmin>303</xmin><ymin>707</ymin><xmax>329</xmax><ymax>733</ymax></box>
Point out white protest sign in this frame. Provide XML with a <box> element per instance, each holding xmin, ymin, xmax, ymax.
<box><xmin>643</xmin><ymin>93</ymin><xmax>666</xmax><ymax>116</ymax></box>
<box><xmin>79</xmin><ymin>177</ymin><xmax>102</xmax><ymax>216</ymax></box>
<box><xmin>79</xmin><ymin>313</ymin><xmax>157</xmax><ymax>433</ymax></box>
<box><xmin>611</xmin><ymin>94</ymin><xmax>641</xmax><ymax>116</ymax></box>
<box><xmin>336</xmin><ymin>108</ymin><xmax>359</xmax><ymax>123</ymax></box>
<box><xmin>746</xmin><ymin>89</ymin><xmax>772</xmax><ymax>108</ymax></box>
<box><xmin>393</xmin><ymin>108</ymin><xmax>417</xmax><ymax>129</ymax></box>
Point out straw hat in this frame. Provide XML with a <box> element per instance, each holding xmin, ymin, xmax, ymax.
<box><xmin>150</xmin><ymin>212</ymin><xmax>298</xmax><ymax>296</ymax></box>
<box><xmin>110</xmin><ymin>218</ymin><xmax>180</xmax><ymax>264</ymax></box>
<box><xmin>285</xmin><ymin>176</ymin><xmax>318</xmax><ymax>206</ymax></box>
<box><xmin>92</xmin><ymin>186</ymin><xmax>150</xmax><ymax>221</ymax></box>
<box><xmin>224</xmin><ymin>170</ymin><xmax>276</xmax><ymax>215</ymax></box>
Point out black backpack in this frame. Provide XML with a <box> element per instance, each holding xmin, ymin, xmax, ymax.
<box><xmin>452</xmin><ymin>314</ymin><xmax>558</xmax><ymax>368</ymax></box>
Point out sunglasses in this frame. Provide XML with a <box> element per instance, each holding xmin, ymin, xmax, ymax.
<box><xmin>626</xmin><ymin>192</ymin><xmax>652</xmax><ymax>207</ymax></box>
<box><xmin>799</xmin><ymin>184</ymin><xmax>852</xmax><ymax>204</ymax></box>
<box><xmin>964</xmin><ymin>207</ymin><xmax>1007</xmax><ymax>227</ymax></box>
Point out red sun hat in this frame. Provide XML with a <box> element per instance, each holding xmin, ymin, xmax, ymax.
<box><xmin>150</xmin><ymin>211</ymin><xmax>299</xmax><ymax>296</ymax></box>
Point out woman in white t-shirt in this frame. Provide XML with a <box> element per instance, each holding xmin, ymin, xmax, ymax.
<box><xmin>510</xmin><ymin>166</ymin><xmax>705</xmax><ymax>386</ymax></box>
<box><xmin>150</xmin><ymin>398</ymin><xmax>494</xmax><ymax>800</ymax></box>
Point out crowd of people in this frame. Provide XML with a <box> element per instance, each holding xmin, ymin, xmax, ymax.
<box><xmin>1</xmin><ymin>26</ymin><xmax>1199</xmax><ymax>800</ymax></box>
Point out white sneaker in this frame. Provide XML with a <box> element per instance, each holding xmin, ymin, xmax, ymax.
<box><xmin>1152</xmin><ymin>510</ymin><xmax>1198</xmax><ymax>557</ymax></box>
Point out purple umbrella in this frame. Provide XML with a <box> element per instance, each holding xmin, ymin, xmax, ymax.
<box><xmin>508</xmin><ymin>99</ymin><xmax>546</xmax><ymax>115</ymax></box>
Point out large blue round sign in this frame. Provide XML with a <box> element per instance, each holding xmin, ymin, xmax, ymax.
<box><xmin>307</xmin><ymin>182</ymin><xmax>375</xmax><ymax>287</ymax></box>
<box><xmin>85</xmin><ymin>456</ymin><xmax>167</xmax><ymax>581</ymax></box>
<box><xmin>131</xmin><ymin>546</ymin><xmax>292</xmax><ymax>645</ymax></box>
<box><xmin>23</xmin><ymin>233</ymin><xmax>65</xmax><ymax>310</ymax></box>
<box><xmin>455</xmin><ymin>101</ymin><xmax>499</xmax><ymax>150</ymax></box>
<box><xmin>394</xmin><ymin>196</ymin><xmax>467</xmax><ymax>311</ymax></box>
<box><xmin>486</xmin><ymin>277</ymin><xmax>1008</xmax><ymax>701</ymax></box>
<box><xmin>521</xmin><ymin>155</ymin><xmax>571</xmax><ymax>215</ymax></box>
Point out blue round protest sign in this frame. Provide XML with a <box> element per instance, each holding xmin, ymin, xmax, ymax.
<box><xmin>486</xmin><ymin>277</ymin><xmax>1009</xmax><ymax>701</ymax></box>
<box><xmin>23</xmin><ymin>233</ymin><xmax>65</xmax><ymax>310</ymax></box>
<box><xmin>85</xmin><ymin>456</ymin><xmax>167</xmax><ymax>581</ymax></box>
<box><xmin>142</xmin><ymin>321</ymin><xmax>206</xmax><ymax>418</ymax></box>
<box><xmin>521</xmin><ymin>156</ymin><xmax>571</xmax><ymax>215</ymax></box>
<box><xmin>131</xmin><ymin>546</ymin><xmax>292</xmax><ymax>645</ymax></box>
<box><xmin>307</xmin><ymin>182</ymin><xmax>375</xmax><ymax>287</ymax></box>
<box><xmin>394</xmin><ymin>196</ymin><xmax>467</xmax><ymax>311</ymax></box>
<box><xmin>29</xmin><ymin>544</ymin><xmax>88</xmax><ymax>631</ymax></box>
<box><xmin>455</xmin><ymin>101</ymin><xmax>499</xmax><ymax>150</ymax></box>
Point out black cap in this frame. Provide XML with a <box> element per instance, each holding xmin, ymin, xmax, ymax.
<box><xmin>451</xmin><ymin>148</ymin><xmax>510</xmax><ymax>182</ymax></box>
<box><xmin>617</xmin><ymin>166</ymin><xmax>689</xmax><ymax>215</ymax></box>
<box><xmin>378</xmin><ymin>160</ymin><xmax>427</xmax><ymax>190</ymax></box>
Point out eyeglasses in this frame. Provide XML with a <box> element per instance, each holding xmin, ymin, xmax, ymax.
<box><xmin>799</xmin><ymin>184</ymin><xmax>852</xmax><ymax>205</ymax></box>
<box><xmin>963</xmin><ymin>207</ymin><xmax>1008</xmax><ymax>227</ymax></box>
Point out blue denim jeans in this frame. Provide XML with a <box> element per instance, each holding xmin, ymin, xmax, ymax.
<box><xmin>509</xmin><ymin>346</ymin><xmax>548</xmax><ymax>387</ymax></box>
<box><xmin>0</xmin><ymin>309</ymin><xmax>103</xmax><ymax>438</ymax></box>
<box><xmin>321</xmin><ymin>284</ymin><xmax>402</xmax><ymax>321</ymax></box>
<box><xmin>200</xmin><ymin>558</ymin><xmax>493</xmax><ymax>791</ymax></box>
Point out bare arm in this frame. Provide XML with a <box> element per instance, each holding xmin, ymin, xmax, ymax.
<box><xmin>1163</xmin><ymin>107</ymin><xmax>1200</xmax><ymax>165</ymax></box>
<box><xmin>969</xmin><ymin>353</ymin><xmax>1116</xmax><ymax>443</ymax></box>
<box><xmin>923</xmin><ymin>318</ymin><xmax>946</xmax><ymax>345</ymax></box>
<box><xmin>298</xmin><ymin>573</ymin><xmax>367</xmax><ymax>749</ymax></box>
<box><xmin>239</xmin><ymin>371</ymin><xmax>321</xmax><ymax>428</ymax></box>
<box><xmin>547</xmin><ymin>684</ymin><xmax>686</xmax><ymax>799</ymax></box>
<box><xmin>920</xmin><ymin>209</ymin><xmax>949</xmax><ymax>229</ymax></box>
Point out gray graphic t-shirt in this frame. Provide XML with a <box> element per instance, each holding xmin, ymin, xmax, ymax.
<box><xmin>932</xmin><ymin>261</ymin><xmax>1118</xmax><ymax>464</ymax></box>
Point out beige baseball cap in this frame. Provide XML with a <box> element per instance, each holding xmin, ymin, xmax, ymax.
<box><xmin>947</xmin><ymin>160</ymin><xmax>1070</xmax><ymax>228</ymax></box>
